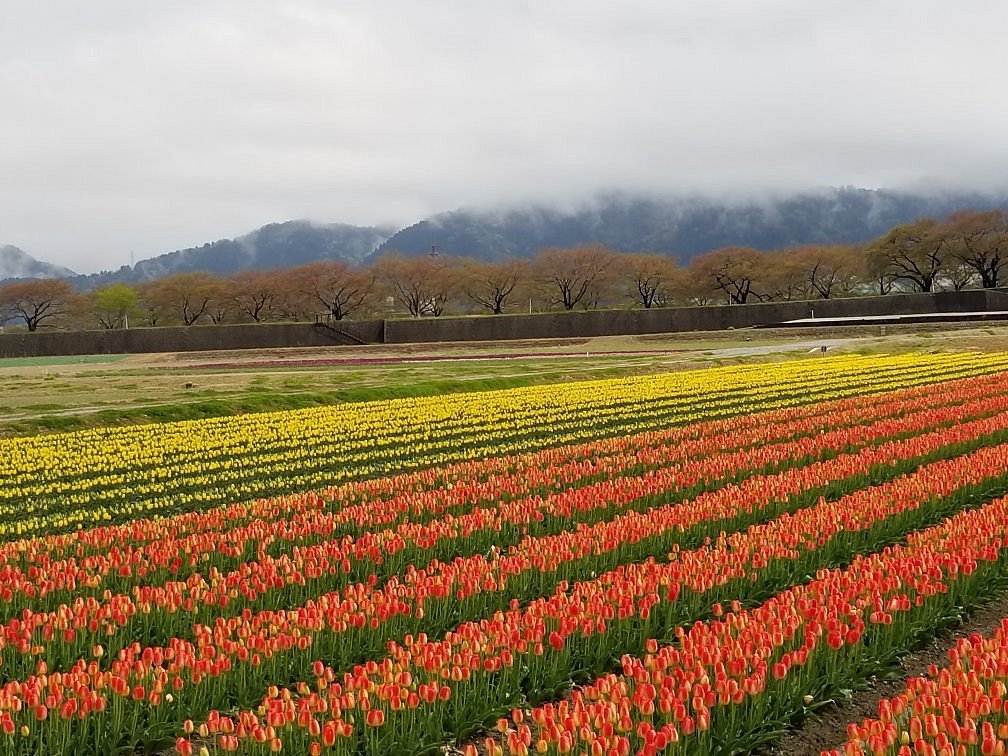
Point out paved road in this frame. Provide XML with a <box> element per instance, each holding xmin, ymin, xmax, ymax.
<box><xmin>698</xmin><ymin>339</ymin><xmax>854</xmax><ymax>358</ymax></box>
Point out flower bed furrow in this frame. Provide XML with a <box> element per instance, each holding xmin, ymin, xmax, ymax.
<box><xmin>828</xmin><ymin>620</ymin><xmax>1008</xmax><ymax>755</ymax></box>
<box><xmin>2</xmin><ymin>358</ymin><xmax>1008</xmax><ymax>754</ymax></box>
<box><xmin>3</xmin><ymin>353</ymin><xmax>1005</xmax><ymax>540</ymax></box>
<box><xmin>3</xmin><ymin>428</ymin><xmax>1008</xmax><ymax>755</ymax></box>
<box><xmin>175</xmin><ymin>442</ymin><xmax>1008</xmax><ymax>755</ymax></box>
<box><xmin>9</xmin><ymin>368</ymin><xmax>1002</xmax><ymax>579</ymax></box>
<box><xmin>5</xmin><ymin>400</ymin><xmax>1007</xmax><ymax>679</ymax></box>
<box><xmin>1</xmin><ymin>359</ymin><xmax>854</xmax><ymax>503</ymax></box>
<box><xmin>5</xmin><ymin>381</ymin><xmax>1003</xmax><ymax>621</ymax></box>
<box><xmin>504</xmin><ymin>494</ymin><xmax>1008</xmax><ymax>756</ymax></box>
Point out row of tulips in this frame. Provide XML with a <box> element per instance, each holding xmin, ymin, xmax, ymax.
<box><xmin>79</xmin><ymin>368</ymin><xmax>1008</xmax><ymax>562</ymax></box>
<box><xmin>3</xmin><ymin>353</ymin><xmax>1006</xmax><ymax>539</ymax></box>
<box><xmin>3</xmin><ymin>373</ymin><xmax>1004</xmax><ymax>625</ymax></box>
<box><xmin>829</xmin><ymin>619</ymin><xmax>1008</xmax><ymax>755</ymax></box>
<box><xmin>6</xmin><ymin>363</ymin><xmax>982</xmax><ymax>568</ymax></box>
<box><xmin>501</xmin><ymin>489</ymin><xmax>1008</xmax><ymax>756</ymax></box>
<box><xmin>0</xmin><ymin>421</ymin><xmax>997</xmax><ymax>755</ymax></box>
<box><xmin>5</xmin><ymin>394</ymin><xmax>1008</xmax><ymax>682</ymax></box>
<box><xmin>172</xmin><ymin>437</ymin><xmax>1008</xmax><ymax>756</ymax></box>
<box><xmin>0</xmin><ymin>358</ymin><xmax>889</xmax><ymax>514</ymax></box>
<box><xmin>0</xmin><ymin>361</ymin><xmax>1004</xmax><ymax>753</ymax></box>
<box><xmin>7</xmin><ymin>368</ymin><xmax>1005</xmax><ymax>594</ymax></box>
<box><xmin>14</xmin><ymin>353</ymin><xmax>983</xmax><ymax>490</ymax></box>
<box><xmin>257</xmin><ymin>375</ymin><xmax>1008</xmax><ymax>557</ymax></box>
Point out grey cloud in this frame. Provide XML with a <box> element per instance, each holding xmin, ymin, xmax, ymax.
<box><xmin>1</xmin><ymin>0</ymin><xmax>1007</xmax><ymax>272</ymax></box>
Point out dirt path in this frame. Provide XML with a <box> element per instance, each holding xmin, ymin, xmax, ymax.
<box><xmin>768</xmin><ymin>592</ymin><xmax>1008</xmax><ymax>755</ymax></box>
<box><xmin>694</xmin><ymin>339</ymin><xmax>852</xmax><ymax>358</ymax></box>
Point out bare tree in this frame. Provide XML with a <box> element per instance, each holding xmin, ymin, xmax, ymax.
<box><xmin>942</xmin><ymin>257</ymin><xmax>979</xmax><ymax>291</ymax></box>
<box><xmin>689</xmin><ymin>247</ymin><xmax>765</xmax><ymax>304</ymax></box>
<box><xmin>621</xmin><ymin>253</ymin><xmax>683</xmax><ymax>308</ymax></box>
<box><xmin>788</xmin><ymin>245</ymin><xmax>865</xmax><ymax>299</ymax></box>
<box><xmin>943</xmin><ymin>209</ymin><xmax>1007</xmax><ymax>289</ymax></box>
<box><xmin>534</xmin><ymin>244</ymin><xmax>615</xmax><ymax>310</ymax></box>
<box><xmin>206</xmin><ymin>277</ymin><xmax>235</xmax><ymax>324</ymax></box>
<box><xmin>139</xmin><ymin>271</ymin><xmax>220</xmax><ymax>326</ymax></box>
<box><xmin>230</xmin><ymin>269</ymin><xmax>281</xmax><ymax>322</ymax></box>
<box><xmin>0</xmin><ymin>278</ymin><xmax>81</xmax><ymax>331</ymax></box>
<box><xmin>865</xmin><ymin>218</ymin><xmax>947</xmax><ymax>293</ymax></box>
<box><xmin>460</xmin><ymin>259</ymin><xmax>527</xmax><ymax>314</ymax></box>
<box><xmin>373</xmin><ymin>253</ymin><xmax>459</xmax><ymax>317</ymax></box>
<box><xmin>759</xmin><ymin>249</ymin><xmax>811</xmax><ymax>301</ymax></box>
<box><xmin>291</xmin><ymin>261</ymin><xmax>375</xmax><ymax>320</ymax></box>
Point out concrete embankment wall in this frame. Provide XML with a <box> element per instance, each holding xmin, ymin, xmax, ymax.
<box><xmin>1</xmin><ymin>289</ymin><xmax>1005</xmax><ymax>357</ymax></box>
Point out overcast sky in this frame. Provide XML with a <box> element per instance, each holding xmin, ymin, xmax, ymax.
<box><xmin>2</xmin><ymin>1</ymin><xmax>1007</xmax><ymax>273</ymax></box>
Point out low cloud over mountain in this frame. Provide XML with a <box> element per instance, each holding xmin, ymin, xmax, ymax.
<box><xmin>4</xmin><ymin>188</ymin><xmax>1008</xmax><ymax>288</ymax></box>
<box><xmin>0</xmin><ymin>245</ymin><xmax>76</xmax><ymax>283</ymax></box>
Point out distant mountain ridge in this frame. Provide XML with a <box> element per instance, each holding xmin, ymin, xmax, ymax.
<box><xmin>0</xmin><ymin>245</ymin><xmax>76</xmax><ymax>283</ymax></box>
<box><xmin>71</xmin><ymin>221</ymin><xmax>394</xmax><ymax>290</ymax></box>
<box><xmin>370</xmin><ymin>188</ymin><xmax>1008</xmax><ymax>262</ymax></box>
<box><xmin>4</xmin><ymin>188</ymin><xmax>1008</xmax><ymax>287</ymax></box>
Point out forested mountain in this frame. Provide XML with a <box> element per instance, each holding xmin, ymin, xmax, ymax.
<box><xmin>71</xmin><ymin>221</ymin><xmax>394</xmax><ymax>289</ymax></box>
<box><xmin>370</xmin><ymin>188</ymin><xmax>1008</xmax><ymax>262</ymax></box>
<box><xmin>4</xmin><ymin>188</ymin><xmax>1008</xmax><ymax>286</ymax></box>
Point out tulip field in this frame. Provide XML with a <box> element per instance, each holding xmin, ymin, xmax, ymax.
<box><xmin>6</xmin><ymin>353</ymin><xmax>1008</xmax><ymax>755</ymax></box>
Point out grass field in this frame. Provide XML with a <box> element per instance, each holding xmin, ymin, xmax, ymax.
<box><xmin>2</xmin><ymin>323</ymin><xmax>1007</xmax><ymax>437</ymax></box>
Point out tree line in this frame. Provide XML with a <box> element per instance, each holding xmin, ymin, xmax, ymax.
<box><xmin>0</xmin><ymin>209</ymin><xmax>1004</xmax><ymax>332</ymax></box>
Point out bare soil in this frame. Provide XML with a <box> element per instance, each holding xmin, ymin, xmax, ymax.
<box><xmin>768</xmin><ymin>591</ymin><xmax>1008</xmax><ymax>755</ymax></box>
